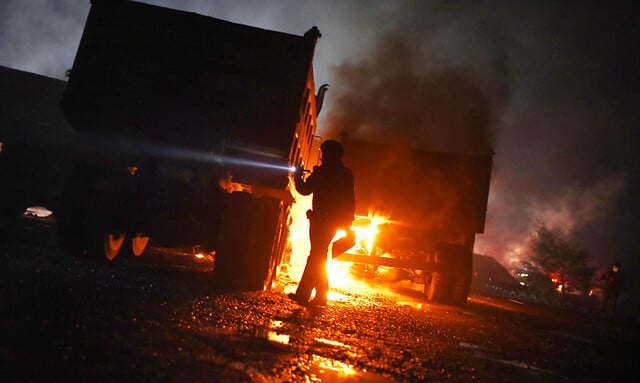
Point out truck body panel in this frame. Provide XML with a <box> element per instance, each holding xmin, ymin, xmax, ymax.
<box><xmin>62</xmin><ymin>0</ymin><xmax>319</xmax><ymax>189</ymax></box>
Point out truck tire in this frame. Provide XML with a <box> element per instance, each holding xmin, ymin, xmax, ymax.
<box><xmin>56</xmin><ymin>169</ymin><xmax>98</xmax><ymax>257</ymax></box>
<box><xmin>213</xmin><ymin>192</ymin><xmax>287</xmax><ymax>291</ymax></box>
<box><xmin>448</xmin><ymin>245</ymin><xmax>473</xmax><ymax>306</ymax></box>
<box><xmin>424</xmin><ymin>270</ymin><xmax>452</xmax><ymax>303</ymax></box>
<box><xmin>56</xmin><ymin>198</ymin><xmax>83</xmax><ymax>256</ymax></box>
<box><xmin>57</xmin><ymin>199</ymin><xmax>103</xmax><ymax>259</ymax></box>
<box><xmin>57</xmin><ymin>165</ymin><xmax>121</xmax><ymax>259</ymax></box>
<box><xmin>424</xmin><ymin>243</ymin><xmax>472</xmax><ymax>306</ymax></box>
<box><xmin>424</xmin><ymin>251</ymin><xmax>452</xmax><ymax>303</ymax></box>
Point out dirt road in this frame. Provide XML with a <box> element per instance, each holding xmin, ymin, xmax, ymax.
<box><xmin>1</xmin><ymin>217</ymin><xmax>638</xmax><ymax>382</ymax></box>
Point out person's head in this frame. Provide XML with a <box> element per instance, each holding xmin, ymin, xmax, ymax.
<box><xmin>320</xmin><ymin>140</ymin><xmax>343</xmax><ymax>164</ymax></box>
<box><xmin>613</xmin><ymin>263</ymin><xmax>620</xmax><ymax>272</ymax></box>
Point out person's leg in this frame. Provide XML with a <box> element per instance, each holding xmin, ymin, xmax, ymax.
<box><xmin>293</xmin><ymin>261</ymin><xmax>314</xmax><ymax>303</ymax></box>
<box><xmin>295</xmin><ymin>250</ymin><xmax>326</xmax><ymax>301</ymax></box>
<box><xmin>307</xmin><ymin>219</ymin><xmax>335</xmax><ymax>305</ymax></box>
<box><xmin>295</xmin><ymin>249</ymin><xmax>327</xmax><ymax>303</ymax></box>
<box><xmin>294</xmin><ymin>218</ymin><xmax>334</xmax><ymax>304</ymax></box>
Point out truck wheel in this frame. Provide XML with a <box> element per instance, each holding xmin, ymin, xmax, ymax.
<box><xmin>424</xmin><ymin>271</ymin><xmax>452</xmax><ymax>303</ymax></box>
<box><xmin>424</xmin><ymin>243</ymin><xmax>471</xmax><ymax>305</ymax></box>
<box><xmin>424</xmin><ymin>251</ymin><xmax>452</xmax><ymax>303</ymax></box>
<box><xmin>448</xmin><ymin>245</ymin><xmax>473</xmax><ymax>305</ymax></box>
<box><xmin>214</xmin><ymin>192</ymin><xmax>285</xmax><ymax>291</ymax></box>
<box><xmin>105</xmin><ymin>232</ymin><xmax>125</xmax><ymax>260</ymax></box>
<box><xmin>57</xmin><ymin>165</ymin><xmax>100</xmax><ymax>257</ymax></box>
<box><xmin>57</xmin><ymin>177</ymin><xmax>91</xmax><ymax>256</ymax></box>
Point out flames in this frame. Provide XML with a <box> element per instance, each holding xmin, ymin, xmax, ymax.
<box><xmin>185</xmin><ymin>187</ymin><xmax>389</xmax><ymax>300</ymax></box>
<box><xmin>287</xmin><ymin>190</ymin><xmax>390</xmax><ymax>297</ymax></box>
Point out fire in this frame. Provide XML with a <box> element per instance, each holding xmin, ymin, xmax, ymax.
<box><xmin>348</xmin><ymin>213</ymin><xmax>389</xmax><ymax>255</ymax></box>
<box><xmin>287</xmin><ymin>189</ymin><xmax>389</xmax><ymax>298</ymax></box>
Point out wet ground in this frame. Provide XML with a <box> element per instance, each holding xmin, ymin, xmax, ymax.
<box><xmin>1</xmin><ymin>215</ymin><xmax>639</xmax><ymax>382</ymax></box>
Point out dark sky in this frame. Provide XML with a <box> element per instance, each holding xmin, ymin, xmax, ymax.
<box><xmin>1</xmin><ymin>0</ymin><xmax>638</xmax><ymax>272</ymax></box>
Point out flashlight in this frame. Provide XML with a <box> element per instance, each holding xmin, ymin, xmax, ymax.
<box><xmin>291</xmin><ymin>166</ymin><xmax>311</xmax><ymax>174</ymax></box>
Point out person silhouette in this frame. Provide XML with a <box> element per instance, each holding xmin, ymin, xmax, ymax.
<box><xmin>600</xmin><ymin>262</ymin><xmax>622</xmax><ymax>314</ymax></box>
<box><xmin>289</xmin><ymin>140</ymin><xmax>355</xmax><ymax>307</ymax></box>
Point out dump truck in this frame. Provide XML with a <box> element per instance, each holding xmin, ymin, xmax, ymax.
<box><xmin>335</xmin><ymin>134</ymin><xmax>493</xmax><ymax>305</ymax></box>
<box><xmin>56</xmin><ymin>0</ymin><xmax>324</xmax><ymax>291</ymax></box>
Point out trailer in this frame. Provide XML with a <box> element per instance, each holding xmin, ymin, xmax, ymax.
<box><xmin>335</xmin><ymin>134</ymin><xmax>493</xmax><ymax>305</ymax></box>
<box><xmin>56</xmin><ymin>0</ymin><xmax>323</xmax><ymax>291</ymax></box>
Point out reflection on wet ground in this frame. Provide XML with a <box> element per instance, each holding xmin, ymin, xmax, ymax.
<box><xmin>259</xmin><ymin>318</ymin><xmax>397</xmax><ymax>382</ymax></box>
<box><xmin>264</xmin><ymin>319</ymin><xmax>290</xmax><ymax>345</ymax></box>
<box><xmin>307</xmin><ymin>354</ymin><xmax>398</xmax><ymax>383</ymax></box>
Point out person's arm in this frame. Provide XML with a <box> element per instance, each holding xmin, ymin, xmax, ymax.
<box><xmin>294</xmin><ymin>166</ymin><xmax>317</xmax><ymax>196</ymax></box>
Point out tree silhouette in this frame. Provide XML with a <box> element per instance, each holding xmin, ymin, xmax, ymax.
<box><xmin>529</xmin><ymin>225</ymin><xmax>595</xmax><ymax>295</ymax></box>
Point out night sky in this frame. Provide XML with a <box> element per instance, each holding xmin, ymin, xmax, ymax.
<box><xmin>1</xmin><ymin>0</ymin><xmax>638</xmax><ymax>273</ymax></box>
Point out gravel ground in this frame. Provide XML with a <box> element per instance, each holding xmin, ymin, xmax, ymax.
<box><xmin>1</xmin><ymin>217</ymin><xmax>638</xmax><ymax>382</ymax></box>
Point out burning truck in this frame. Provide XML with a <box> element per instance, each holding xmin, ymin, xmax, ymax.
<box><xmin>56</xmin><ymin>0</ymin><xmax>324</xmax><ymax>291</ymax></box>
<box><xmin>334</xmin><ymin>135</ymin><xmax>493</xmax><ymax>305</ymax></box>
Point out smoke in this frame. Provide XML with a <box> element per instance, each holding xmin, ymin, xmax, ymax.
<box><xmin>530</xmin><ymin>175</ymin><xmax>626</xmax><ymax>238</ymax></box>
<box><xmin>323</xmin><ymin>3</ymin><xmax>511</xmax><ymax>155</ymax></box>
<box><xmin>321</xmin><ymin>1</ymin><xmax>639</xmax><ymax>270</ymax></box>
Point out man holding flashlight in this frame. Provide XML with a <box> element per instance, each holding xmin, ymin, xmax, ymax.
<box><xmin>289</xmin><ymin>139</ymin><xmax>355</xmax><ymax>307</ymax></box>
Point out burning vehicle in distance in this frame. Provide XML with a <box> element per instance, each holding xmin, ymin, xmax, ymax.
<box><xmin>54</xmin><ymin>0</ymin><xmax>323</xmax><ymax>291</ymax></box>
<box><xmin>334</xmin><ymin>135</ymin><xmax>493</xmax><ymax>305</ymax></box>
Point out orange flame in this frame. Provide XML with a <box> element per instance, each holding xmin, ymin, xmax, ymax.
<box><xmin>286</xmin><ymin>190</ymin><xmax>389</xmax><ymax>297</ymax></box>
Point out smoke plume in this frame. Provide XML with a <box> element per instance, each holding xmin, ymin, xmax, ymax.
<box><xmin>324</xmin><ymin>6</ymin><xmax>511</xmax><ymax>155</ymax></box>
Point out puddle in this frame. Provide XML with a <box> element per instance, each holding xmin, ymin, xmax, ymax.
<box><xmin>459</xmin><ymin>341</ymin><xmax>553</xmax><ymax>376</ymax></box>
<box><xmin>308</xmin><ymin>354</ymin><xmax>398</xmax><ymax>383</ymax></box>
<box><xmin>259</xmin><ymin>320</ymin><xmax>290</xmax><ymax>345</ymax></box>
<box><xmin>396</xmin><ymin>300</ymin><xmax>424</xmax><ymax>309</ymax></box>
<box><xmin>257</xmin><ymin>324</ymin><xmax>396</xmax><ymax>381</ymax></box>
<box><xmin>314</xmin><ymin>338</ymin><xmax>350</xmax><ymax>348</ymax></box>
<box><xmin>266</xmin><ymin>331</ymin><xmax>290</xmax><ymax>345</ymax></box>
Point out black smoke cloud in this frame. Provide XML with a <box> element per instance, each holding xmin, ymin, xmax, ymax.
<box><xmin>322</xmin><ymin>1</ymin><xmax>639</xmax><ymax>271</ymax></box>
<box><xmin>324</xmin><ymin>5</ymin><xmax>511</xmax><ymax>155</ymax></box>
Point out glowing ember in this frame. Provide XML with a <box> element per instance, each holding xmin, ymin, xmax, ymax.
<box><xmin>192</xmin><ymin>246</ymin><xmax>214</xmax><ymax>261</ymax></box>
